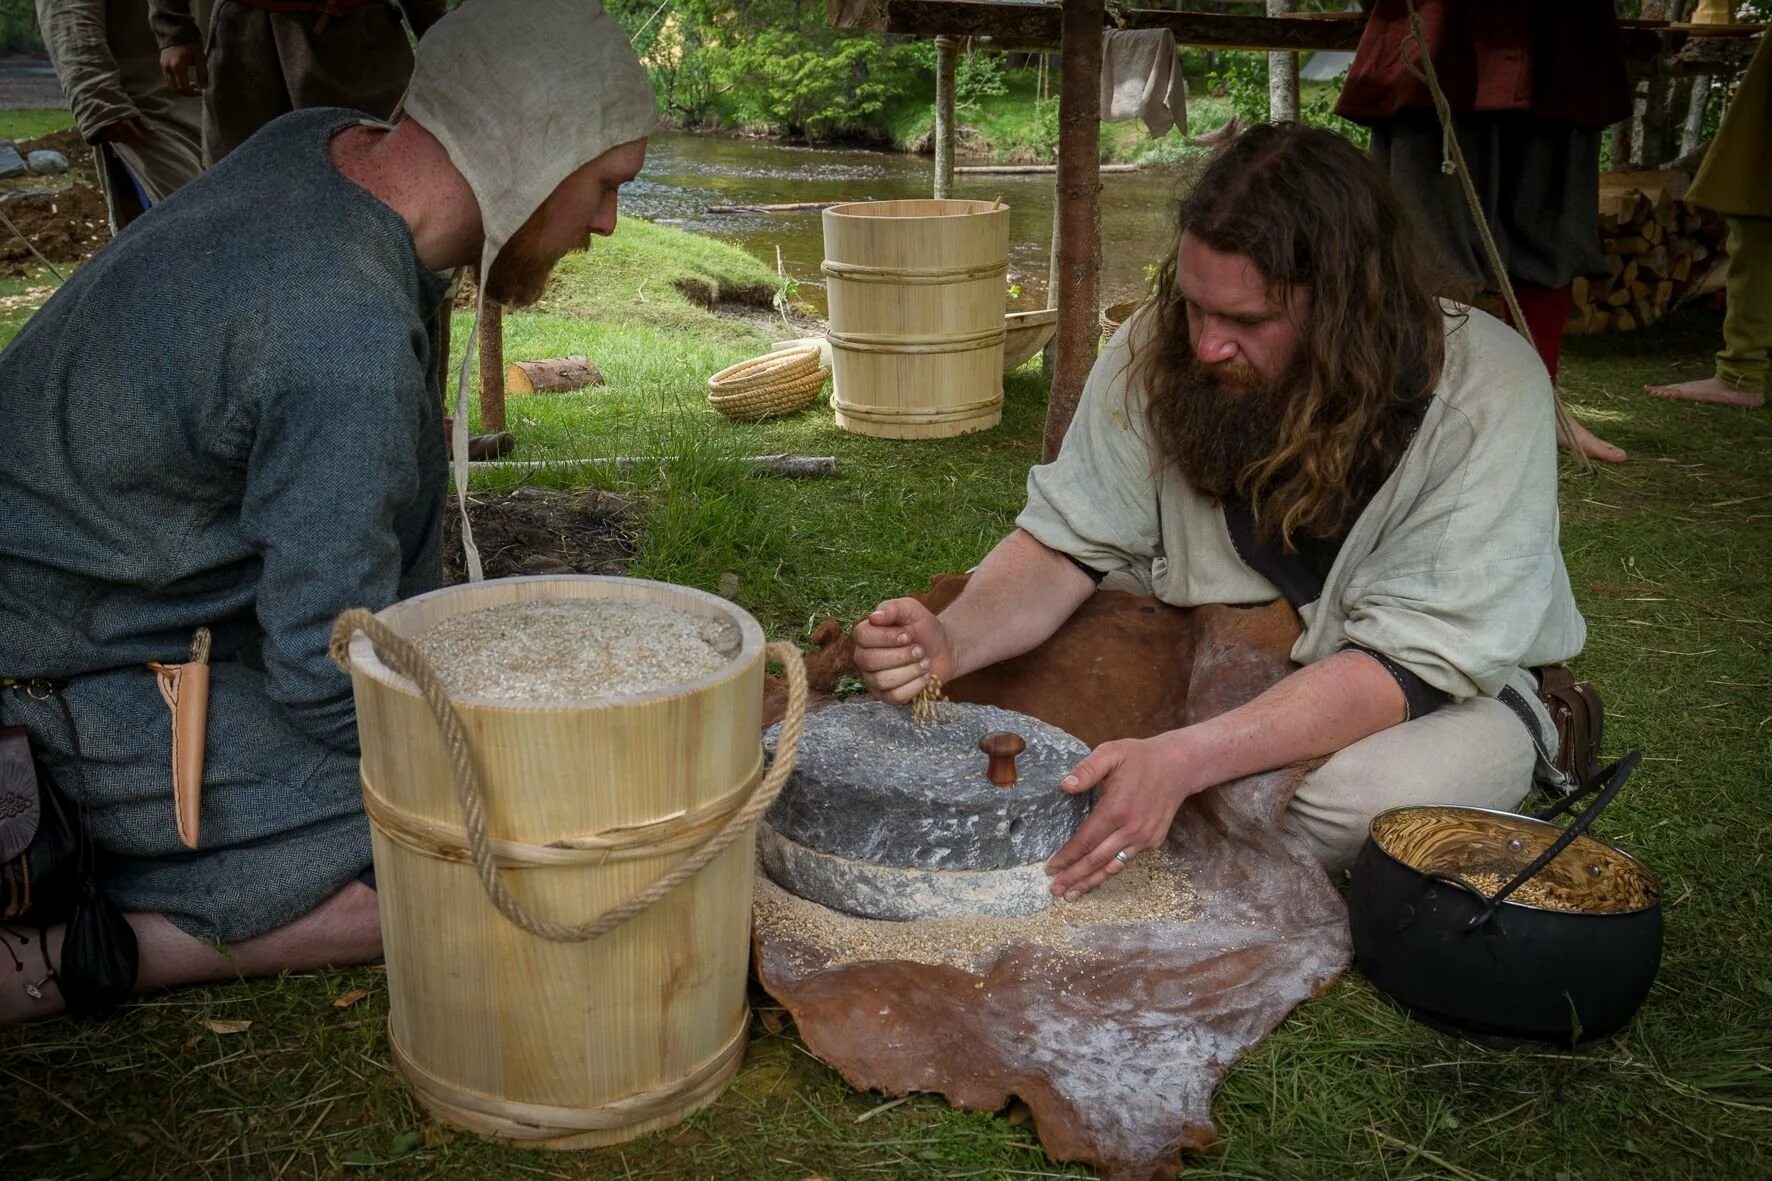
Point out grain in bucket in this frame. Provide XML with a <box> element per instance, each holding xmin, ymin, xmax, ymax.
<box><xmin>330</xmin><ymin>575</ymin><xmax>807</xmax><ymax>1147</ymax></box>
<box><xmin>823</xmin><ymin>198</ymin><xmax>1011</xmax><ymax>439</ymax></box>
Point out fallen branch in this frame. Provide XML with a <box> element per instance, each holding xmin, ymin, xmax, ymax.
<box><xmin>707</xmin><ymin>201</ymin><xmax>845</xmax><ymax>214</ymax></box>
<box><xmin>955</xmin><ymin>163</ymin><xmax>1138</xmax><ymax>174</ymax></box>
<box><xmin>468</xmin><ymin>453</ymin><xmax>838</xmax><ymax>478</ymax></box>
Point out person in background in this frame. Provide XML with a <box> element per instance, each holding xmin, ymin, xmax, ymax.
<box><xmin>150</xmin><ymin>0</ymin><xmax>446</xmax><ymax>166</ymax></box>
<box><xmin>1645</xmin><ymin>35</ymin><xmax>1769</xmax><ymax>410</ymax></box>
<box><xmin>36</xmin><ymin>0</ymin><xmax>205</xmax><ymax>231</ymax></box>
<box><xmin>1336</xmin><ymin>0</ymin><xmax>1633</xmax><ymax>464</ymax></box>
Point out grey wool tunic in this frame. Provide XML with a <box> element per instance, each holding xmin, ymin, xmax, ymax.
<box><xmin>0</xmin><ymin>109</ymin><xmax>446</xmax><ymax>941</ymax></box>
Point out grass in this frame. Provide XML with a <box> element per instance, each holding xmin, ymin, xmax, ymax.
<box><xmin>0</xmin><ymin>106</ymin><xmax>74</xmax><ymax>141</ymax></box>
<box><xmin>3</xmin><ymin>216</ymin><xmax>1770</xmax><ymax>1179</ymax></box>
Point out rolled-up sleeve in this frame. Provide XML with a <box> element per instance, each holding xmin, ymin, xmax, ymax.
<box><xmin>38</xmin><ymin>0</ymin><xmax>139</xmax><ymax>139</ymax></box>
<box><xmin>1016</xmin><ymin>320</ymin><xmax>1162</xmax><ymax>575</ymax></box>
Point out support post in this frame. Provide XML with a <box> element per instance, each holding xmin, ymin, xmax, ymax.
<box><xmin>478</xmin><ymin>300</ymin><xmax>505</xmax><ymax>433</ymax></box>
<box><xmin>934</xmin><ymin>34</ymin><xmax>958</xmax><ymax>199</ymax></box>
<box><xmin>1267</xmin><ymin>0</ymin><xmax>1299</xmax><ymax>122</ymax></box>
<box><xmin>1042</xmin><ymin>0</ymin><xmax>1103</xmax><ymax>461</ymax></box>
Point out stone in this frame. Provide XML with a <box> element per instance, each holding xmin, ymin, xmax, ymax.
<box><xmin>0</xmin><ymin>143</ymin><xmax>28</xmax><ymax>180</ymax></box>
<box><xmin>764</xmin><ymin>700</ymin><xmax>1091</xmax><ymax>870</ymax></box>
<box><xmin>26</xmin><ymin>150</ymin><xmax>69</xmax><ymax>176</ymax></box>
<box><xmin>760</xmin><ymin>700</ymin><xmax>1092</xmax><ymax>920</ymax></box>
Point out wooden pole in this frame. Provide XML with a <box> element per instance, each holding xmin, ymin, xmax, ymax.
<box><xmin>1267</xmin><ymin>0</ymin><xmax>1300</xmax><ymax>121</ymax></box>
<box><xmin>1042</xmin><ymin>0</ymin><xmax>1103</xmax><ymax>462</ymax></box>
<box><xmin>934</xmin><ymin>34</ymin><xmax>959</xmax><ymax>199</ymax></box>
<box><xmin>478</xmin><ymin>300</ymin><xmax>505</xmax><ymax>433</ymax></box>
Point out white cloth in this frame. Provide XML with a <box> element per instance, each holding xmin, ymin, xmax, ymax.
<box><xmin>402</xmin><ymin>0</ymin><xmax>659</xmax><ymax>580</ymax></box>
<box><xmin>1099</xmin><ymin>29</ymin><xmax>1186</xmax><ymax>138</ymax></box>
<box><xmin>1017</xmin><ymin>304</ymin><xmax>1586</xmax><ymax>766</ymax></box>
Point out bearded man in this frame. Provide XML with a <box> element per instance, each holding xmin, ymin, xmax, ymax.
<box><xmin>856</xmin><ymin>124</ymin><xmax>1586</xmax><ymax>901</ymax></box>
<box><xmin>0</xmin><ymin>0</ymin><xmax>654</xmax><ymax>1023</ymax></box>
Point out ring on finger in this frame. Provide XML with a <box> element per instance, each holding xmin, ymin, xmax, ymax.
<box><xmin>1113</xmin><ymin>849</ymin><xmax>1133</xmax><ymax>865</ymax></box>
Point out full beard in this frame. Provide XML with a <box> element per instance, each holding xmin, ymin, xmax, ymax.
<box><xmin>483</xmin><ymin>220</ymin><xmax>589</xmax><ymax>309</ymax></box>
<box><xmin>1148</xmin><ymin>351</ymin><xmax>1304</xmax><ymax>502</ymax></box>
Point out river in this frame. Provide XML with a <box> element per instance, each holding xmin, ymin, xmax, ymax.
<box><xmin>622</xmin><ymin>131</ymin><xmax>1204</xmax><ymax>318</ymax></box>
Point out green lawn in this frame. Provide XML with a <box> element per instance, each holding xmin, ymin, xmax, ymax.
<box><xmin>3</xmin><ymin>218</ymin><xmax>1769</xmax><ymax>1180</ymax></box>
<box><xmin>0</xmin><ymin>106</ymin><xmax>74</xmax><ymax>141</ymax></box>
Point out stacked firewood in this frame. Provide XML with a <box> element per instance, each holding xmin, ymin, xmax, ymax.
<box><xmin>1566</xmin><ymin>170</ymin><xmax>1730</xmax><ymax>335</ymax></box>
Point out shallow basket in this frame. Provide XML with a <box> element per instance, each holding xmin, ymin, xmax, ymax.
<box><xmin>1100</xmin><ymin>298</ymin><xmax>1144</xmax><ymax>344</ymax></box>
<box><xmin>707</xmin><ymin>345</ymin><xmax>829</xmax><ymax>421</ymax></box>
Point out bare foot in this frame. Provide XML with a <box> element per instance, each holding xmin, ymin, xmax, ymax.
<box><xmin>1558</xmin><ymin>417</ymin><xmax>1627</xmax><ymax>464</ymax></box>
<box><xmin>1643</xmin><ymin>377</ymin><xmax>1766</xmax><ymax>408</ymax></box>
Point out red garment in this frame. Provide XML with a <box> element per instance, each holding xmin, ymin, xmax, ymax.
<box><xmin>1335</xmin><ymin>0</ymin><xmax>1631</xmax><ymax>129</ymax></box>
<box><xmin>1505</xmin><ymin>283</ymin><xmax>1574</xmax><ymax>384</ymax></box>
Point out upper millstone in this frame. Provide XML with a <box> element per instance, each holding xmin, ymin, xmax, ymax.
<box><xmin>762</xmin><ymin>700</ymin><xmax>1092</xmax><ymax>872</ymax></box>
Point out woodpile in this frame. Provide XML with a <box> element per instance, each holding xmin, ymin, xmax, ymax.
<box><xmin>1566</xmin><ymin>170</ymin><xmax>1730</xmax><ymax>335</ymax></box>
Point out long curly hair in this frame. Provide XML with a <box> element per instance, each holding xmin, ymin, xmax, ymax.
<box><xmin>1128</xmin><ymin>123</ymin><xmax>1449</xmax><ymax>548</ymax></box>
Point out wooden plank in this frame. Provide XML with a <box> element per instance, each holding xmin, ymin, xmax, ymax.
<box><xmin>1044</xmin><ymin>0</ymin><xmax>1104</xmax><ymax>463</ymax></box>
<box><xmin>827</xmin><ymin>1</ymin><xmax>1367</xmax><ymax>52</ymax></box>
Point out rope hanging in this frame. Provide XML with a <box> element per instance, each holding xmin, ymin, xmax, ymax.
<box><xmin>1398</xmin><ymin>0</ymin><xmax>1592</xmax><ymax>471</ymax></box>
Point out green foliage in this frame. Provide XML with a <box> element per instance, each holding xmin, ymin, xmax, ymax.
<box><xmin>1208</xmin><ymin>52</ymin><xmax>1270</xmax><ymax>126</ymax></box>
<box><xmin>0</xmin><ymin>0</ymin><xmax>40</xmax><ymax>55</ymax></box>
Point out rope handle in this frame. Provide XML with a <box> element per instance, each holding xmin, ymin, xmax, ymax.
<box><xmin>329</xmin><ymin>607</ymin><xmax>809</xmax><ymax>943</ymax></box>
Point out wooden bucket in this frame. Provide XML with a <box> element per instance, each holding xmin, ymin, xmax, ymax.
<box><xmin>822</xmin><ymin>198</ymin><xmax>1010</xmax><ymax>439</ymax></box>
<box><xmin>337</xmin><ymin>575</ymin><xmax>805</xmax><ymax>1149</ymax></box>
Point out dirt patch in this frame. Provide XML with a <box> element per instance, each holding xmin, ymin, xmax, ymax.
<box><xmin>672</xmin><ymin>275</ymin><xmax>778</xmax><ymax>311</ymax></box>
<box><xmin>0</xmin><ymin>129</ymin><xmax>107</xmax><ymax>275</ymax></box>
<box><xmin>441</xmin><ymin>487</ymin><xmax>638</xmax><ymax>584</ymax></box>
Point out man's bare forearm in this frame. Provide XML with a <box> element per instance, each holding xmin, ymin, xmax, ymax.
<box><xmin>1171</xmin><ymin>648</ymin><xmax>1408</xmax><ymax>792</ymax></box>
<box><xmin>941</xmin><ymin>529</ymin><xmax>1097</xmax><ymax>679</ymax></box>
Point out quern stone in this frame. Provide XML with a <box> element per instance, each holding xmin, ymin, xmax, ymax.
<box><xmin>760</xmin><ymin>701</ymin><xmax>1092</xmax><ymax>920</ymax></box>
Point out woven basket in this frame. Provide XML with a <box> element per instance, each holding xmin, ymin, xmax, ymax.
<box><xmin>707</xmin><ymin>346</ymin><xmax>829</xmax><ymax>421</ymax></box>
<box><xmin>1100</xmin><ymin>299</ymin><xmax>1144</xmax><ymax>344</ymax></box>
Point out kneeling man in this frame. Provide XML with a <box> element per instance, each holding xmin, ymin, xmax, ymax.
<box><xmin>856</xmin><ymin>125</ymin><xmax>1584</xmax><ymax>899</ymax></box>
<box><xmin>0</xmin><ymin>0</ymin><xmax>655</xmax><ymax>1022</ymax></box>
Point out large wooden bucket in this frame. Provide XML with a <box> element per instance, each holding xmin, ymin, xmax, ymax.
<box><xmin>823</xmin><ymin>198</ymin><xmax>1010</xmax><ymax>439</ymax></box>
<box><xmin>339</xmin><ymin>575</ymin><xmax>796</xmax><ymax>1148</ymax></box>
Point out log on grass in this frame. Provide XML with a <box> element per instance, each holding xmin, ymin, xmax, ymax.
<box><xmin>467</xmin><ymin>453</ymin><xmax>839</xmax><ymax>478</ymax></box>
<box><xmin>506</xmin><ymin>355</ymin><xmax>606</xmax><ymax>396</ymax></box>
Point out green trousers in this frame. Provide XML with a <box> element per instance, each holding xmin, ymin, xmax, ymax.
<box><xmin>1718</xmin><ymin>215</ymin><xmax>1772</xmax><ymax>395</ymax></box>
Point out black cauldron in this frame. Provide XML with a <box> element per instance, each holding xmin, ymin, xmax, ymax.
<box><xmin>1349</xmin><ymin>753</ymin><xmax>1661</xmax><ymax>1044</ymax></box>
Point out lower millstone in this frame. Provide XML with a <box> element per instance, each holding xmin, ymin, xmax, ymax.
<box><xmin>757</xmin><ymin>821</ymin><xmax>1058</xmax><ymax>921</ymax></box>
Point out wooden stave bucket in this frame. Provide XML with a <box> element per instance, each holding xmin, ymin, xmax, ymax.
<box><xmin>344</xmin><ymin>575</ymin><xmax>766</xmax><ymax>1148</ymax></box>
<box><xmin>822</xmin><ymin>198</ymin><xmax>1011</xmax><ymax>439</ymax></box>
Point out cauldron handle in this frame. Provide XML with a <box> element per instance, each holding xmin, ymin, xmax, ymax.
<box><xmin>1468</xmin><ymin>751</ymin><xmax>1642</xmax><ymax>926</ymax></box>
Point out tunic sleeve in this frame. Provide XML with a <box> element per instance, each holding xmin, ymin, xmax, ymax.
<box><xmin>1337</xmin><ymin>332</ymin><xmax>1583</xmax><ymax>699</ymax></box>
<box><xmin>1015</xmin><ymin>318</ymin><xmax>1162</xmax><ymax>575</ymax></box>
<box><xmin>37</xmin><ymin>0</ymin><xmax>140</xmax><ymax>138</ymax></box>
<box><xmin>237</xmin><ymin>338</ymin><xmax>432</xmax><ymax>753</ymax></box>
<box><xmin>147</xmin><ymin>0</ymin><xmax>201</xmax><ymax>49</ymax></box>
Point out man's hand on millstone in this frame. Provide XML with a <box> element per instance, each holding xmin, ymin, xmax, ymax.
<box><xmin>853</xmin><ymin>598</ymin><xmax>956</xmax><ymax>704</ymax></box>
<box><xmin>1044</xmin><ymin>731</ymin><xmax>1202</xmax><ymax>900</ymax></box>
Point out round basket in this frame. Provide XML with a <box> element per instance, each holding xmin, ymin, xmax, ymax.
<box><xmin>706</xmin><ymin>346</ymin><xmax>829</xmax><ymax>421</ymax></box>
<box><xmin>1100</xmin><ymin>298</ymin><xmax>1144</xmax><ymax>344</ymax></box>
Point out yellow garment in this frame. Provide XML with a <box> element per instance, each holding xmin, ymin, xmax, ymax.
<box><xmin>1689</xmin><ymin>36</ymin><xmax>1771</xmax><ymax>219</ymax></box>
